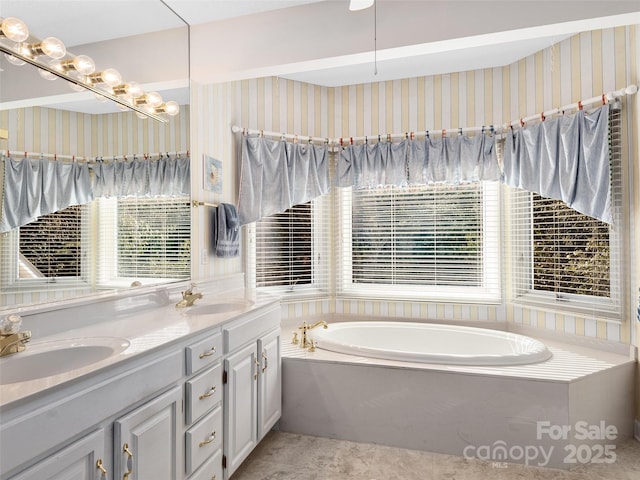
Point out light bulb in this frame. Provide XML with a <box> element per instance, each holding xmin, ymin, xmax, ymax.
<box><xmin>88</xmin><ymin>68</ymin><xmax>122</xmax><ymax>87</ymax></box>
<box><xmin>58</xmin><ymin>55</ymin><xmax>95</xmax><ymax>75</ymax></box>
<box><xmin>164</xmin><ymin>101</ymin><xmax>180</xmax><ymax>116</ymax></box>
<box><xmin>39</xmin><ymin>68</ymin><xmax>57</xmax><ymax>80</ymax></box>
<box><xmin>155</xmin><ymin>101</ymin><xmax>180</xmax><ymax>116</ymax></box>
<box><xmin>136</xmin><ymin>112</ymin><xmax>148</xmax><ymax>120</ymax></box>
<box><xmin>94</xmin><ymin>92</ymin><xmax>108</xmax><ymax>102</ymax></box>
<box><xmin>67</xmin><ymin>71</ymin><xmax>87</xmax><ymax>91</ymax></box>
<box><xmin>146</xmin><ymin>91</ymin><xmax>163</xmax><ymax>107</ymax></box>
<box><xmin>1</xmin><ymin>17</ymin><xmax>29</xmax><ymax>42</ymax></box>
<box><xmin>4</xmin><ymin>45</ymin><xmax>25</xmax><ymax>65</ymax></box>
<box><xmin>349</xmin><ymin>0</ymin><xmax>374</xmax><ymax>11</ymax></box>
<box><xmin>112</xmin><ymin>82</ymin><xmax>143</xmax><ymax>98</ymax></box>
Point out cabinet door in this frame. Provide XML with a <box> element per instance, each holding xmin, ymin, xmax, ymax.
<box><xmin>114</xmin><ymin>386</ymin><xmax>181</xmax><ymax>480</ymax></box>
<box><xmin>257</xmin><ymin>328</ymin><xmax>281</xmax><ymax>440</ymax></box>
<box><xmin>9</xmin><ymin>430</ymin><xmax>106</xmax><ymax>480</ymax></box>
<box><xmin>223</xmin><ymin>342</ymin><xmax>258</xmax><ymax>477</ymax></box>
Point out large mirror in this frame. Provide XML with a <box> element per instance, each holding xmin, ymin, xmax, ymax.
<box><xmin>0</xmin><ymin>0</ymin><xmax>191</xmax><ymax>311</ymax></box>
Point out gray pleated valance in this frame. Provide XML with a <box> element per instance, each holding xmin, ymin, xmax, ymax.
<box><xmin>237</xmin><ymin>136</ymin><xmax>330</xmax><ymax>225</ymax></box>
<box><xmin>503</xmin><ymin>104</ymin><xmax>611</xmax><ymax>224</ymax></box>
<box><xmin>1</xmin><ymin>157</ymin><xmax>93</xmax><ymax>233</ymax></box>
<box><xmin>1</xmin><ymin>156</ymin><xmax>191</xmax><ymax>232</ymax></box>
<box><xmin>92</xmin><ymin>157</ymin><xmax>191</xmax><ymax>198</ymax></box>
<box><xmin>337</xmin><ymin>133</ymin><xmax>500</xmax><ymax>188</ymax></box>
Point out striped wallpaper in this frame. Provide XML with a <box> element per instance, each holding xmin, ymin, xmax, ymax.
<box><xmin>192</xmin><ymin>25</ymin><xmax>639</xmax><ymax>347</ymax></box>
<box><xmin>0</xmin><ymin>106</ymin><xmax>190</xmax><ymax>158</ymax></box>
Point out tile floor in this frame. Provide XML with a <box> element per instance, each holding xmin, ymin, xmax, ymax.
<box><xmin>231</xmin><ymin>431</ymin><xmax>640</xmax><ymax>480</ymax></box>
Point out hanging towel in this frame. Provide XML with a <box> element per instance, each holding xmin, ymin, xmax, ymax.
<box><xmin>210</xmin><ymin>203</ymin><xmax>239</xmax><ymax>257</ymax></box>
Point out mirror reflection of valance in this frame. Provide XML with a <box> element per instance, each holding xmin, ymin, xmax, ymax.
<box><xmin>1</xmin><ymin>156</ymin><xmax>191</xmax><ymax>232</ymax></box>
<box><xmin>503</xmin><ymin>104</ymin><xmax>611</xmax><ymax>224</ymax></box>
<box><xmin>92</xmin><ymin>157</ymin><xmax>191</xmax><ymax>198</ymax></box>
<box><xmin>238</xmin><ymin>136</ymin><xmax>330</xmax><ymax>225</ymax></box>
<box><xmin>1</xmin><ymin>156</ymin><xmax>93</xmax><ymax>233</ymax></box>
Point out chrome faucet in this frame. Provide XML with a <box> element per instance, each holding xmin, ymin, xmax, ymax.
<box><xmin>298</xmin><ymin>320</ymin><xmax>328</xmax><ymax>349</ymax></box>
<box><xmin>0</xmin><ymin>315</ymin><xmax>31</xmax><ymax>357</ymax></box>
<box><xmin>176</xmin><ymin>284</ymin><xmax>203</xmax><ymax>308</ymax></box>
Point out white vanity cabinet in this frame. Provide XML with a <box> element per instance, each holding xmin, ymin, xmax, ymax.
<box><xmin>114</xmin><ymin>386</ymin><xmax>182</xmax><ymax>480</ymax></box>
<box><xmin>222</xmin><ymin>307</ymin><xmax>281</xmax><ymax>479</ymax></box>
<box><xmin>7</xmin><ymin>430</ymin><xmax>106</xmax><ymax>480</ymax></box>
<box><xmin>0</xmin><ymin>298</ymin><xmax>281</xmax><ymax>480</ymax></box>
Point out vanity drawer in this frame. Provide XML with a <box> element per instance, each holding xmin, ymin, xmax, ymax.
<box><xmin>186</xmin><ymin>331</ymin><xmax>222</xmax><ymax>375</ymax></box>
<box><xmin>224</xmin><ymin>307</ymin><xmax>280</xmax><ymax>353</ymax></box>
<box><xmin>189</xmin><ymin>449</ymin><xmax>222</xmax><ymax>480</ymax></box>
<box><xmin>186</xmin><ymin>406</ymin><xmax>222</xmax><ymax>475</ymax></box>
<box><xmin>186</xmin><ymin>363</ymin><xmax>222</xmax><ymax>424</ymax></box>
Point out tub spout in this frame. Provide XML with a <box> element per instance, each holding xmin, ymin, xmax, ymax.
<box><xmin>298</xmin><ymin>320</ymin><xmax>328</xmax><ymax>349</ymax></box>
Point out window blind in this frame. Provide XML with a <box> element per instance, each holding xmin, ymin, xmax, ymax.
<box><xmin>338</xmin><ymin>182</ymin><xmax>501</xmax><ymax>302</ymax></box>
<box><xmin>247</xmin><ymin>193</ymin><xmax>330</xmax><ymax>296</ymax></box>
<box><xmin>509</xmin><ymin>104</ymin><xmax>622</xmax><ymax>317</ymax></box>
<box><xmin>97</xmin><ymin>196</ymin><xmax>191</xmax><ymax>283</ymax></box>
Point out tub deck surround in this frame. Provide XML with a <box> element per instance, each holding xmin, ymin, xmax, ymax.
<box><xmin>0</xmin><ymin>277</ymin><xmax>279</xmax><ymax>407</ymax></box>
<box><xmin>280</xmin><ymin>319</ymin><xmax>635</xmax><ymax>470</ymax></box>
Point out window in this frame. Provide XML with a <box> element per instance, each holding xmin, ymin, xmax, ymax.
<box><xmin>509</xmin><ymin>105</ymin><xmax>621</xmax><ymax>317</ymax></box>
<box><xmin>246</xmin><ymin>195</ymin><xmax>330</xmax><ymax>296</ymax></box>
<box><xmin>2</xmin><ymin>196</ymin><xmax>191</xmax><ymax>291</ymax></box>
<box><xmin>338</xmin><ymin>182</ymin><xmax>501</xmax><ymax>302</ymax></box>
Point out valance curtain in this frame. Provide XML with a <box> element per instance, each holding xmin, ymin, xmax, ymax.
<box><xmin>337</xmin><ymin>134</ymin><xmax>500</xmax><ymax>188</ymax></box>
<box><xmin>1</xmin><ymin>156</ymin><xmax>93</xmax><ymax>233</ymax></box>
<box><xmin>503</xmin><ymin>104</ymin><xmax>611</xmax><ymax>224</ymax></box>
<box><xmin>1</xmin><ymin>155</ymin><xmax>191</xmax><ymax>232</ymax></box>
<box><xmin>92</xmin><ymin>156</ymin><xmax>191</xmax><ymax>198</ymax></box>
<box><xmin>238</xmin><ymin>136</ymin><xmax>330</xmax><ymax>225</ymax></box>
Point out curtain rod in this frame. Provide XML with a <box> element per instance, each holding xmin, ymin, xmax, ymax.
<box><xmin>2</xmin><ymin>150</ymin><xmax>190</xmax><ymax>162</ymax></box>
<box><xmin>232</xmin><ymin>84</ymin><xmax>637</xmax><ymax>144</ymax></box>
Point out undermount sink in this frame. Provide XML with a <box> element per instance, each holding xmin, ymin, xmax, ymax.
<box><xmin>184</xmin><ymin>299</ymin><xmax>254</xmax><ymax>316</ymax></box>
<box><xmin>0</xmin><ymin>337</ymin><xmax>130</xmax><ymax>385</ymax></box>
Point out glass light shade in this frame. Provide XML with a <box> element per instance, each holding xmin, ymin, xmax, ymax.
<box><xmin>136</xmin><ymin>111</ymin><xmax>148</xmax><ymax>120</ymax></box>
<box><xmin>1</xmin><ymin>17</ymin><xmax>29</xmax><ymax>42</ymax></box>
<box><xmin>72</xmin><ymin>55</ymin><xmax>95</xmax><ymax>75</ymax></box>
<box><xmin>38</xmin><ymin>68</ymin><xmax>57</xmax><ymax>80</ymax></box>
<box><xmin>88</xmin><ymin>68</ymin><xmax>122</xmax><ymax>87</ymax></box>
<box><xmin>349</xmin><ymin>0</ymin><xmax>374</xmax><ymax>11</ymax></box>
<box><xmin>40</xmin><ymin>37</ymin><xmax>66</xmax><ymax>59</ymax></box>
<box><xmin>94</xmin><ymin>92</ymin><xmax>108</xmax><ymax>102</ymax></box>
<box><xmin>112</xmin><ymin>82</ymin><xmax>143</xmax><ymax>98</ymax></box>
<box><xmin>67</xmin><ymin>71</ymin><xmax>87</xmax><ymax>91</ymax></box>
<box><xmin>145</xmin><ymin>91</ymin><xmax>163</xmax><ymax>107</ymax></box>
<box><xmin>4</xmin><ymin>47</ymin><xmax>26</xmax><ymax>65</ymax></box>
<box><xmin>164</xmin><ymin>101</ymin><xmax>180</xmax><ymax>116</ymax></box>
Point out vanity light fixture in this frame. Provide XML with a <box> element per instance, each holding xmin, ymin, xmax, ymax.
<box><xmin>0</xmin><ymin>15</ymin><xmax>179</xmax><ymax>122</ymax></box>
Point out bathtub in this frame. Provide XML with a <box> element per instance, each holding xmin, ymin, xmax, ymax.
<box><xmin>309</xmin><ymin>321</ymin><xmax>552</xmax><ymax>366</ymax></box>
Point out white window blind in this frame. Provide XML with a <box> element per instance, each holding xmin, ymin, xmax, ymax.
<box><xmin>247</xmin><ymin>194</ymin><xmax>330</xmax><ymax>296</ymax></box>
<box><xmin>509</xmin><ymin>105</ymin><xmax>622</xmax><ymax>317</ymax></box>
<box><xmin>338</xmin><ymin>182</ymin><xmax>501</xmax><ymax>302</ymax></box>
<box><xmin>97</xmin><ymin>196</ymin><xmax>191</xmax><ymax>284</ymax></box>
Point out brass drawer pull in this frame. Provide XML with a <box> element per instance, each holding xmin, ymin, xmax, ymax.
<box><xmin>199</xmin><ymin>386</ymin><xmax>216</xmax><ymax>400</ymax></box>
<box><xmin>199</xmin><ymin>346</ymin><xmax>216</xmax><ymax>359</ymax></box>
<box><xmin>261</xmin><ymin>351</ymin><xmax>268</xmax><ymax>372</ymax></box>
<box><xmin>96</xmin><ymin>458</ymin><xmax>107</xmax><ymax>476</ymax></box>
<box><xmin>254</xmin><ymin>358</ymin><xmax>260</xmax><ymax>380</ymax></box>
<box><xmin>199</xmin><ymin>431</ymin><xmax>216</xmax><ymax>447</ymax></box>
<box><xmin>123</xmin><ymin>443</ymin><xmax>134</xmax><ymax>480</ymax></box>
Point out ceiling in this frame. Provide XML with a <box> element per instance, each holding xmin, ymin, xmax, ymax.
<box><xmin>1</xmin><ymin>1</ymin><xmax>639</xmax><ymax>113</ymax></box>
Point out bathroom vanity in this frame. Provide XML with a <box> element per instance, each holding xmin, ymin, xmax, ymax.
<box><xmin>0</xmin><ymin>282</ymin><xmax>281</xmax><ymax>480</ymax></box>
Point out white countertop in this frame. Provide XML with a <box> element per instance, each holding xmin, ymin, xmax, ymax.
<box><xmin>0</xmin><ymin>287</ymin><xmax>280</xmax><ymax>407</ymax></box>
